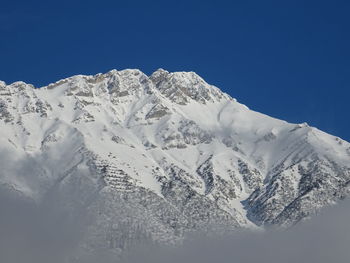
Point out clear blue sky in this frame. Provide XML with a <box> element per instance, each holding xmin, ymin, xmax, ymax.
<box><xmin>1</xmin><ymin>0</ymin><xmax>349</xmax><ymax>141</ymax></box>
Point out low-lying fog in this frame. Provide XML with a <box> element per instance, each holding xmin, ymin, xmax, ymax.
<box><xmin>1</xmin><ymin>188</ymin><xmax>349</xmax><ymax>263</ymax></box>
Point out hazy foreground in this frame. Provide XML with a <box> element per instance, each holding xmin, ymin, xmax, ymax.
<box><xmin>0</xmin><ymin>194</ymin><xmax>349</xmax><ymax>263</ymax></box>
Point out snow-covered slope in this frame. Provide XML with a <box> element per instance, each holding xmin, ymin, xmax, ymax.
<box><xmin>0</xmin><ymin>69</ymin><xmax>349</xmax><ymax>255</ymax></box>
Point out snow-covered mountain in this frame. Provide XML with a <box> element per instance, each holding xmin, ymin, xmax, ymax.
<box><xmin>0</xmin><ymin>69</ymin><xmax>349</xmax><ymax>257</ymax></box>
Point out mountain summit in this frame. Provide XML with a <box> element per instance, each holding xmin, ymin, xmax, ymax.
<box><xmin>0</xmin><ymin>69</ymin><xmax>349</xmax><ymax>255</ymax></box>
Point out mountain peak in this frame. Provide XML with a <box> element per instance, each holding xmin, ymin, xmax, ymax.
<box><xmin>150</xmin><ymin>69</ymin><xmax>229</xmax><ymax>104</ymax></box>
<box><xmin>1</xmin><ymin>69</ymin><xmax>349</xmax><ymax>258</ymax></box>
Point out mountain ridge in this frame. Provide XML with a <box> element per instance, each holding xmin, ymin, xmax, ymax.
<box><xmin>0</xmin><ymin>68</ymin><xmax>349</xmax><ymax>257</ymax></box>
